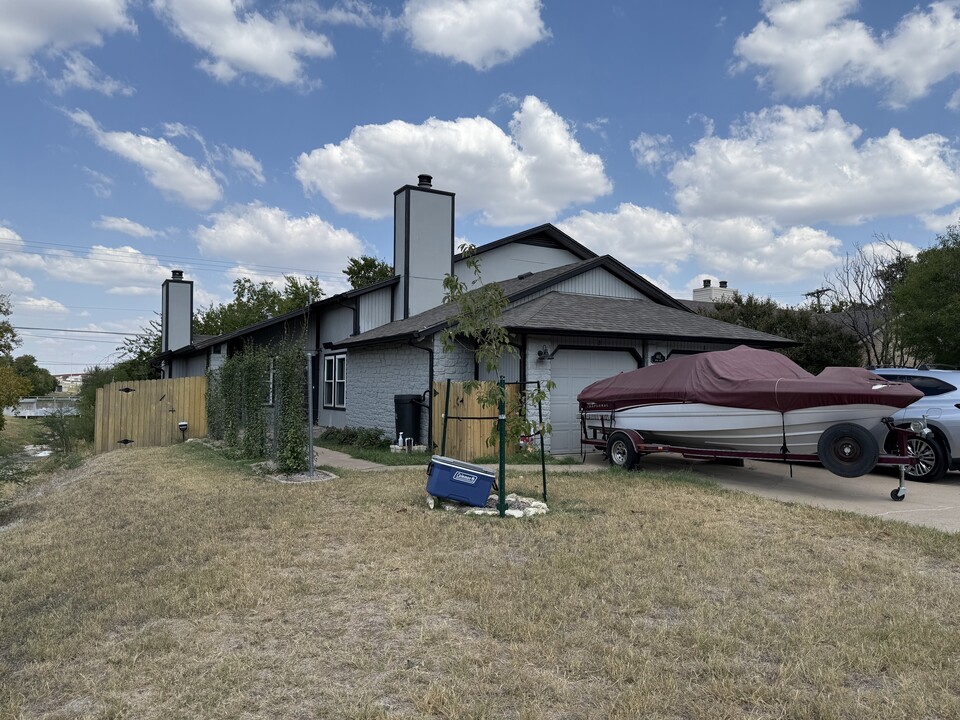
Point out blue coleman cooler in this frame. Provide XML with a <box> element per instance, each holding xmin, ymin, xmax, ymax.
<box><xmin>426</xmin><ymin>455</ymin><xmax>496</xmax><ymax>507</ymax></box>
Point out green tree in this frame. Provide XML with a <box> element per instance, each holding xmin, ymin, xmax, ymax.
<box><xmin>118</xmin><ymin>275</ymin><xmax>325</xmax><ymax>375</ymax></box>
<box><xmin>0</xmin><ymin>294</ymin><xmax>26</xmax><ymax>430</ymax></box>
<box><xmin>0</xmin><ymin>365</ymin><xmax>29</xmax><ymax>431</ymax></box>
<box><xmin>195</xmin><ymin>276</ymin><xmax>323</xmax><ymax>336</ymax></box>
<box><xmin>0</xmin><ymin>294</ymin><xmax>19</xmax><ymax>357</ymax></box>
<box><xmin>440</xmin><ymin>244</ymin><xmax>513</xmax><ymax>374</ymax></box>
<box><xmin>703</xmin><ymin>294</ymin><xmax>862</xmax><ymax>373</ymax></box>
<box><xmin>894</xmin><ymin>222</ymin><xmax>960</xmax><ymax>366</ymax></box>
<box><xmin>343</xmin><ymin>256</ymin><xmax>393</xmax><ymax>290</ymax></box>
<box><xmin>440</xmin><ymin>245</ymin><xmax>553</xmax><ymax>448</ymax></box>
<box><xmin>8</xmin><ymin>355</ymin><xmax>56</xmax><ymax>396</ymax></box>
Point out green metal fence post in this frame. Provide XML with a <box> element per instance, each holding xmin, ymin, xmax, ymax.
<box><xmin>537</xmin><ymin>380</ymin><xmax>547</xmax><ymax>503</ymax></box>
<box><xmin>498</xmin><ymin>375</ymin><xmax>506</xmax><ymax>518</ymax></box>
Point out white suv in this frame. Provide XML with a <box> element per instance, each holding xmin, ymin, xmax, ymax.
<box><xmin>871</xmin><ymin>367</ymin><xmax>960</xmax><ymax>481</ymax></box>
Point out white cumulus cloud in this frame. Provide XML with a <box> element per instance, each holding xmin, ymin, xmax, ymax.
<box><xmin>403</xmin><ymin>0</ymin><xmax>549</xmax><ymax>70</ymax></box>
<box><xmin>152</xmin><ymin>0</ymin><xmax>334</xmax><ymax>85</ymax></box>
<box><xmin>630</xmin><ymin>133</ymin><xmax>678</xmax><ymax>171</ymax></box>
<box><xmin>94</xmin><ymin>216</ymin><xmax>159</xmax><ymax>238</ymax></box>
<box><xmin>295</xmin><ymin>95</ymin><xmax>611</xmax><ymax>226</ymax></box>
<box><xmin>556</xmin><ymin>203</ymin><xmax>843</xmax><ymax>284</ymax></box>
<box><xmin>666</xmin><ymin>105</ymin><xmax>960</xmax><ymax>226</ymax></box>
<box><xmin>50</xmin><ymin>52</ymin><xmax>134</xmax><ymax>96</ymax></box>
<box><xmin>685</xmin><ymin>216</ymin><xmax>842</xmax><ymax>281</ymax></box>
<box><xmin>17</xmin><ymin>297</ymin><xmax>69</xmax><ymax>314</ymax></box>
<box><xmin>193</xmin><ymin>203</ymin><xmax>364</xmax><ymax>293</ymax></box>
<box><xmin>919</xmin><ymin>206</ymin><xmax>960</xmax><ymax>233</ymax></box>
<box><xmin>735</xmin><ymin>0</ymin><xmax>960</xmax><ymax>107</ymax></box>
<box><xmin>68</xmin><ymin>110</ymin><xmax>223</xmax><ymax>210</ymax></box>
<box><xmin>43</xmin><ymin>245</ymin><xmax>174</xmax><ymax>293</ymax></box>
<box><xmin>0</xmin><ymin>0</ymin><xmax>134</xmax><ymax>81</ymax></box>
<box><xmin>0</xmin><ymin>267</ymin><xmax>35</xmax><ymax>294</ymax></box>
<box><xmin>227</xmin><ymin>148</ymin><xmax>265</xmax><ymax>184</ymax></box>
<box><xmin>558</xmin><ymin>204</ymin><xmax>692</xmax><ymax>271</ymax></box>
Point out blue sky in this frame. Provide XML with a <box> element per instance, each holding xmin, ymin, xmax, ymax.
<box><xmin>3</xmin><ymin>0</ymin><xmax>960</xmax><ymax>374</ymax></box>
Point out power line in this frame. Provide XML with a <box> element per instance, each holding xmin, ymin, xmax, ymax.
<box><xmin>17</xmin><ymin>332</ymin><xmax>123</xmax><ymax>345</ymax></box>
<box><xmin>13</xmin><ymin>325</ymin><xmax>137</xmax><ymax>336</ymax></box>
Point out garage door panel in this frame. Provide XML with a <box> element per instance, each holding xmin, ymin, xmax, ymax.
<box><xmin>550</xmin><ymin>350</ymin><xmax>637</xmax><ymax>454</ymax></box>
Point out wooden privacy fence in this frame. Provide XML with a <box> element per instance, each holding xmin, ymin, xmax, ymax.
<box><xmin>431</xmin><ymin>380</ymin><xmax>519</xmax><ymax>462</ymax></box>
<box><xmin>94</xmin><ymin>376</ymin><xmax>208</xmax><ymax>454</ymax></box>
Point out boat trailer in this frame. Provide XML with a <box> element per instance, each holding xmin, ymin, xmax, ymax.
<box><xmin>581</xmin><ymin>414</ymin><xmax>925</xmax><ymax>502</ymax></box>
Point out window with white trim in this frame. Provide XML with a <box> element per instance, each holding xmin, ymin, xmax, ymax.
<box><xmin>323</xmin><ymin>353</ymin><xmax>346</xmax><ymax>409</ymax></box>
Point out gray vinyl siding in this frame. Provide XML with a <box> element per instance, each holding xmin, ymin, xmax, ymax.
<box><xmin>185</xmin><ymin>354</ymin><xmax>207</xmax><ymax>377</ymax></box>
<box><xmin>317</xmin><ymin>306</ymin><xmax>354</xmax><ymax>346</ymax></box>
<box><xmin>358</xmin><ymin>286</ymin><xmax>393</xmax><ymax>333</ymax></box>
<box><xmin>478</xmin><ymin>350</ymin><xmax>521</xmax><ymax>383</ymax></box>
<box><xmin>510</xmin><ymin>268</ymin><xmax>646</xmax><ymax>306</ymax></box>
<box><xmin>169</xmin><ymin>357</ymin><xmax>189</xmax><ymax>378</ymax></box>
<box><xmin>456</xmin><ymin>244</ymin><xmax>581</xmax><ymax>283</ymax></box>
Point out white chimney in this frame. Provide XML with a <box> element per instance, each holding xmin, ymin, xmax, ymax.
<box><xmin>161</xmin><ymin>269</ymin><xmax>193</xmax><ymax>352</ymax></box>
<box><xmin>692</xmin><ymin>278</ymin><xmax>736</xmax><ymax>302</ymax></box>
<box><xmin>393</xmin><ymin>174</ymin><xmax>454</xmax><ymax>319</ymax></box>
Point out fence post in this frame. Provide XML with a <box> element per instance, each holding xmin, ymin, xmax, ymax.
<box><xmin>498</xmin><ymin>375</ymin><xmax>506</xmax><ymax>518</ymax></box>
<box><xmin>441</xmin><ymin>378</ymin><xmax>451</xmax><ymax>456</ymax></box>
<box><xmin>307</xmin><ymin>350</ymin><xmax>316</xmax><ymax>476</ymax></box>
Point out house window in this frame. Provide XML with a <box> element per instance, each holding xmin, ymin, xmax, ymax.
<box><xmin>264</xmin><ymin>358</ymin><xmax>275</xmax><ymax>406</ymax></box>
<box><xmin>324</xmin><ymin>353</ymin><xmax>346</xmax><ymax>409</ymax></box>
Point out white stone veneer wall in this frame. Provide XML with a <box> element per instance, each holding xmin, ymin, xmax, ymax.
<box><xmin>345</xmin><ymin>343</ymin><xmax>431</xmax><ymax>442</ymax></box>
<box><xmin>524</xmin><ymin>343</ymin><xmax>555</xmax><ymax>454</ymax></box>
<box><xmin>433</xmin><ymin>335</ymin><xmax>475</xmax><ymax>380</ymax></box>
<box><xmin>345</xmin><ymin>337</ymin><xmax>477</xmax><ymax>447</ymax></box>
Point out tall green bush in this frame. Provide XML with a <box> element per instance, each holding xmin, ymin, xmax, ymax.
<box><xmin>207</xmin><ymin>339</ymin><xmax>309</xmax><ymax>472</ymax></box>
<box><xmin>274</xmin><ymin>345</ymin><xmax>307</xmax><ymax>473</ymax></box>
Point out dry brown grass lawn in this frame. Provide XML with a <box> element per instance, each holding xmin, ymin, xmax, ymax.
<box><xmin>1</xmin><ymin>442</ymin><xmax>959</xmax><ymax>719</ymax></box>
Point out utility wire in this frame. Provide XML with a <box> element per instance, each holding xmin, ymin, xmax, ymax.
<box><xmin>13</xmin><ymin>326</ymin><xmax>137</xmax><ymax>336</ymax></box>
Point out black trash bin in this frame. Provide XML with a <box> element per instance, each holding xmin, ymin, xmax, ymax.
<box><xmin>394</xmin><ymin>394</ymin><xmax>421</xmax><ymax>446</ymax></box>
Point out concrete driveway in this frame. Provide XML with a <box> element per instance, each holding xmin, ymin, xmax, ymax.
<box><xmin>621</xmin><ymin>451</ymin><xmax>960</xmax><ymax>533</ymax></box>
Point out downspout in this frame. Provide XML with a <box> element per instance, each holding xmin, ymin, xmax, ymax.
<box><xmin>408</xmin><ymin>335</ymin><xmax>434</xmax><ymax>453</ymax></box>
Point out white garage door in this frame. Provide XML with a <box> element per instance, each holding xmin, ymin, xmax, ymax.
<box><xmin>549</xmin><ymin>349</ymin><xmax>638</xmax><ymax>454</ymax></box>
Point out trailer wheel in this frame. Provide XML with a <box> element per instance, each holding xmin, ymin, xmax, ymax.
<box><xmin>607</xmin><ymin>432</ymin><xmax>638</xmax><ymax>470</ymax></box>
<box><xmin>817</xmin><ymin>423</ymin><xmax>879</xmax><ymax>478</ymax></box>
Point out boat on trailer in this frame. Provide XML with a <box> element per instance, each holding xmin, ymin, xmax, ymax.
<box><xmin>578</xmin><ymin>347</ymin><xmax>926</xmax><ymax>499</ymax></box>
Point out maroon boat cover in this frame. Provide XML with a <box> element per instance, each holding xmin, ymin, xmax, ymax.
<box><xmin>577</xmin><ymin>346</ymin><xmax>922</xmax><ymax>413</ymax></box>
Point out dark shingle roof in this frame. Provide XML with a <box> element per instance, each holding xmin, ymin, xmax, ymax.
<box><xmin>333</xmin><ymin>260</ymin><xmax>794</xmax><ymax>349</ymax></box>
<box><xmin>500</xmin><ymin>293</ymin><xmax>794</xmax><ymax>345</ymax></box>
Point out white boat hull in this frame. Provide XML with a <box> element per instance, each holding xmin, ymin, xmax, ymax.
<box><xmin>597</xmin><ymin>403</ymin><xmax>899</xmax><ymax>455</ymax></box>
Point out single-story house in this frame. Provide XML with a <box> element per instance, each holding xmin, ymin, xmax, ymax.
<box><xmin>156</xmin><ymin>175</ymin><xmax>793</xmax><ymax>454</ymax></box>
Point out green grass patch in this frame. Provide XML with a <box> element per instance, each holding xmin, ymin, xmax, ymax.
<box><xmin>0</xmin><ymin>417</ymin><xmax>45</xmax><ymax>457</ymax></box>
<box><xmin>2</xmin><ymin>444</ymin><xmax>960</xmax><ymax>719</ymax></box>
<box><xmin>315</xmin><ymin>438</ymin><xmax>431</xmax><ymax>465</ymax></box>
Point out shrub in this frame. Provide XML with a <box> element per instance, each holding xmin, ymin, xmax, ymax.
<box><xmin>319</xmin><ymin>426</ymin><xmax>389</xmax><ymax>449</ymax></box>
<box><xmin>207</xmin><ymin>338</ymin><xmax>310</xmax><ymax>472</ymax></box>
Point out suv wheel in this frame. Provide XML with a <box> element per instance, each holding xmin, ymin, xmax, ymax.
<box><xmin>897</xmin><ymin>434</ymin><xmax>949</xmax><ymax>482</ymax></box>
